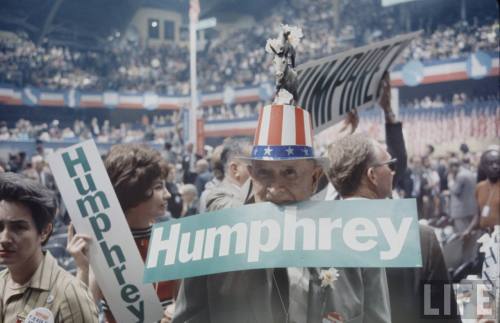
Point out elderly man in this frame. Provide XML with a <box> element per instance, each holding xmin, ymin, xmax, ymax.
<box><xmin>174</xmin><ymin>105</ymin><xmax>391</xmax><ymax>323</ymax></box>
<box><xmin>203</xmin><ymin>138</ymin><xmax>252</xmax><ymax>212</ymax></box>
<box><xmin>0</xmin><ymin>172</ymin><xmax>98</xmax><ymax>322</ymax></box>
<box><xmin>328</xmin><ymin>134</ymin><xmax>461</xmax><ymax>323</ymax></box>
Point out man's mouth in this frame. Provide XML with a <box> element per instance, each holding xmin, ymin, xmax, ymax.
<box><xmin>266</xmin><ymin>196</ymin><xmax>295</xmax><ymax>205</ymax></box>
<box><xmin>0</xmin><ymin>250</ymin><xmax>15</xmax><ymax>256</ymax></box>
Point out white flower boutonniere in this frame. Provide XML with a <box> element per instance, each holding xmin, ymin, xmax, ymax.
<box><xmin>319</xmin><ymin>268</ymin><xmax>339</xmax><ymax>289</ymax></box>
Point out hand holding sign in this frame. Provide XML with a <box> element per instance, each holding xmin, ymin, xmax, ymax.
<box><xmin>378</xmin><ymin>71</ymin><xmax>398</xmax><ymax>123</ymax></box>
<box><xmin>67</xmin><ymin>224</ymin><xmax>91</xmax><ymax>269</ymax></box>
<box><xmin>339</xmin><ymin>108</ymin><xmax>359</xmax><ymax>135</ymax></box>
<box><xmin>66</xmin><ymin>224</ymin><xmax>92</xmax><ymax>285</ymax></box>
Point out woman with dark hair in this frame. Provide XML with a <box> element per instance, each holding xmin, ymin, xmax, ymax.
<box><xmin>68</xmin><ymin>144</ymin><xmax>178</xmax><ymax>323</ymax></box>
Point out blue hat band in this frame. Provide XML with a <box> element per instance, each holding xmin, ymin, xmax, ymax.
<box><xmin>251</xmin><ymin>145</ymin><xmax>314</xmax><ymax>160</ymax></box>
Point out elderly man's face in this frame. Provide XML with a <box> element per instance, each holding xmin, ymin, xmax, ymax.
<box><xmin>249</xmin><ymin>159</ymin><xmax>322</xmax><ymax>205</ymax></box>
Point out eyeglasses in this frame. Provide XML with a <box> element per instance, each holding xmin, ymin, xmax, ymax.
<box><xmin>371</xmin><ymin>158</ymin><xmax>397</xmax><ymax>172</ymax></box>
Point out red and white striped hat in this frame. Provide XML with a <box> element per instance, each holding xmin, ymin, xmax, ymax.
<box><xmin>246</xmin><ymin>104</ymin><xmax>324</xmax><ymax>161</ymax></box>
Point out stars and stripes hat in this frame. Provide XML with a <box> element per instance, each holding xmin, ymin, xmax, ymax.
<box><xmin>242</xmin><ymin>104</ymin><xmax>327</xmax><ymax>163</ymax></box>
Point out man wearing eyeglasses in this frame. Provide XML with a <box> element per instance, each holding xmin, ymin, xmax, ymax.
<box><xmin>327</xmin><ymin>134</ymin><xmax>397</xmax><ymax>200</ymax></box>
<box><xmin>327</xmin><ymin>134</ymin><xmax>461</xmax><ymax>323</ymax></box>
<box><xmin>313</xmin><ymin>72</ymin><xmax>407</xmax><ymax>201</ymax></box>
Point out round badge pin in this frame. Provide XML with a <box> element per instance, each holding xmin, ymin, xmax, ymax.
<box><xmin>25</xmin><ymin>307</ymin><xmax>54</xmax><ymax>323</ymax></box>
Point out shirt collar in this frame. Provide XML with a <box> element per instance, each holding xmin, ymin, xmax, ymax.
<box><xmin>3</xmin><ymin>251</ymin><xmax>56</xmax><ymax>301</ymax></box>
<box><xmin>27</xmin><ymin>251</ymin><xmax>57</xmax><ymax>291</ymax></box>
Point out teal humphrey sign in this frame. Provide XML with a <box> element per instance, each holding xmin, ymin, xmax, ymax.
<box><xmin>144</xmin><ymin>199</ymin><xmax>421</xmax><ymax>283</ymax></box>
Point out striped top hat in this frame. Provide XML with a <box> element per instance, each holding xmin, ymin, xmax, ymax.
<box><xmin>246</xmin><ymin>104</ymin><xmax>324</xmax><ymax>162</ymax></box>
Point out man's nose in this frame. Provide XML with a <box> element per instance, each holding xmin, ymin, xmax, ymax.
<box><xmin>163</xmin><ymin>187</ymin><xmax>172</xmax><ymax>200</ymax></box>
<box><xmin>0</xmin><ymin>229</ymin><xmax>13</xmax><ymax>244</ymax></box>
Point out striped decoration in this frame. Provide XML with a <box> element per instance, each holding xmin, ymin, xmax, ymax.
<box><xmin>251</xmin><ymin>104</ymin><xmax>315</xmax><ymax>160</ymax></box>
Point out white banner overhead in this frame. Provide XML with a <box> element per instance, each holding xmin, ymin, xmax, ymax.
<box><xmin>296</xmin><ymin>32</ymin><xmax>420</xmax><ymax>134</ymax></box>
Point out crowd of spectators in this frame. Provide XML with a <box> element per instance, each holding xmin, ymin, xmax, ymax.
<box><xmin>0</xmin><ymin>114</ymin><xmax>183</xmax><ymax>145</ymax></box>
<box><xmin>203</xmin><ymin>101</ymin><xmax>262</xmax><ymax>121</ymax></box>
<box><xmin>401</xmin><ymin>93</ymin><xmax>500</xmax><ymax>109</ymax></box>
<box><xmin>0</xmin><ymin>0</ymin><xmax>497</xmax><ymax>94</ymax></box>
<box><xmin>402</xmin><ymin>20</ymin><xmax>499</xmax><ymax>61</ymax></box>
<box><xmin>396</xmin><ymin>145</ymin><xmax>498</xmax><ymax>252</ymax></box>
<box><xmin>1</xmin><ymin>94</ymin><xmax>497</xmax><ymax>146</ymax></box>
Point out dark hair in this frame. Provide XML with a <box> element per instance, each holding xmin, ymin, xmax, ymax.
<box><xmin>104</xmin><ymin>144</ymin><xmax>168</xmax><ymax>212</ymax></box>
<box><xmin>0</xmin><ymin>172</ymin><xmax>56</xmax><ymax>243</ymax></box>
<box><xmin>459</xmin><ymin>143</ymin><xmax>469</xmax><ymax>154</ymax></box>
<box><xmin>327</xmin><ymin>134</ymin><xmax>377</xmax><ymax>196</ymax></box>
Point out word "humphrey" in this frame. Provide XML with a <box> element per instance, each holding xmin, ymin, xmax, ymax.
<box><xmin>147</xmin><ymin>206</ymin><xmax>413</xmax><ymax>268</ymax></box>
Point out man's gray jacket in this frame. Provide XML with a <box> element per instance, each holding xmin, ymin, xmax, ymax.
<box><xmin>173</xmin><ymin>266</ymin><xmax>391</xmax><ymax>323</ymax></box>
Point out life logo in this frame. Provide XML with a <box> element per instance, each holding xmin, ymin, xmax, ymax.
<box><xmin>466</xmin><ymin>51</ymin><xmax>492</xmax><ymax>79</ymax></box>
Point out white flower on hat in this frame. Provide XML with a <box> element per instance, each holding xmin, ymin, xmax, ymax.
<box><xmin>265</xmin><ymin>24</ymin><xmax>303</xmax><ymax>55</ymax></box>
<box><xmin>281</xmin><ymin>24</ymin><xmax>303</xmax><ymax>47</ymax></box>
<box><xmin>319</xmin><ymin>267</ymin><xmax>339</xmax><ymax>289</ymax></box>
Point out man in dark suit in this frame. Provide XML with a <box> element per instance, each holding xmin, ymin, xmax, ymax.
<box><xmin>328</xmin><ymin>134</ymin><xmax>461</xmax><ymax>323</ymax></box>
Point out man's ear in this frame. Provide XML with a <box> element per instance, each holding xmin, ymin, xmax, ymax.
<box><xmin>229</xmin><ymin>161</ymin><xmax>239</xmax><ymax>177</ymax></box>
<box><xmin>247</xmin><ymin>164</ymin><xmax>253</xmax><ymax>177</ymax></box>
<box><xmin>366</xmin><ymin>167</ymin><xmax>377</xmax><ymax>186</ymax></box>
<box><xmin>311</xmin><ymin>167</ymin><xmax>324</xmax><ymax>192</ymax></box>
<box><xmin>40</xmin><ymin>223</ymin><xmax>53</xmax><ymax>244</ymax></box>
